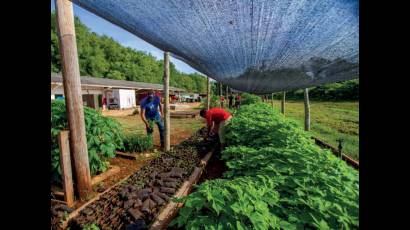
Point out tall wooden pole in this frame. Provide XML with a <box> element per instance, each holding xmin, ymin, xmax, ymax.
<box><xmin>163</xmin><ymin>52</ymin><xmax>171</xmax><ymax>151</ymax></box>
<box><xmin>281</xmin><ymin>91</ymin><xmax>286</xmax><ymax>115</ymax></box>
<box><xmin>55</xmin><ymin>0</ymin><xmax>91</xmax><ymax>199</ymax></box>
<box><xmin>219</xmin><ymin>83</ymin><xmax>223</xmax><ymax>108</ymax></box>
<box><xmin>271</xmin><ymin>93</ymin><xmax>274</xmax><ymax>108</ymax></box>
<box><xmin>206</xmin><ymin>77</ymin><xmax>211</xmax><ymax>110</ymax></box>
<box><xmin>304</xmin><ymin>88</ymin><xmax>311</xmax><ymax>131</ymax></box>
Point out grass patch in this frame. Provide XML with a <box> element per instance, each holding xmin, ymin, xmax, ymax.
<box><xmin>107</xmin><ymin>115</ymin><xmax>204</xmax><ymax>146</ymax></box>
<box><xmin>270</xmin><ymin>100</ymin><xmax>359</xmax><ymax>160</ymax></box>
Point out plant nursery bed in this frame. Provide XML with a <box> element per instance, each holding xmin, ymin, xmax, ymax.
<box><xmin>51</xmin><ymin>128</ymin><xmax>216</xmax><ymax>230</ymax></box>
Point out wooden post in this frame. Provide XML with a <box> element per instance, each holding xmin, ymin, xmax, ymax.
<box><xmin>58</xmin><ymin>131</ymin><xmax>75</xmax><ymax>207</ymax></box>
<box><xmin>206</xmin><ymin>77</ymin><xmax>211</xmax><ymax>110</ymax></box>
<box><xmin>304</xmin><ymin>88</ymin><xmax>311</xmax><ymax>131</ymax></box>
<box><xmin>271</xmin><ymin>93</ymin><xmax>274</xmax><ymax>108</ymax></box>
<box><xmin>93</xmin><ymin>94</ymin><xmax>99</xmax><ymax>110</ymax></box>
<box><xmin>281</xmin><ymin>91</ymin><xmax>286</xmax><ymax>115</ymax></box>
<box><xmin>55</xmin><ymin>0</ymin><xmax>92</xmax><ymax>199</ymax></box>
<box><xmin>163</xmin><ymin>52</ymin><xmax>171</xmax><ymax>151</ymax></box>
<box><xmin>219</xmin><ymin>83</ymin><xmax>223</xmax><ymax>108</ymax></box>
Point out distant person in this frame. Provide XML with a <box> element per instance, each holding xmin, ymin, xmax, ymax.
<box><xmin>140</xmin><ymin>90</ymin><xmax>164</xmax><ymax>149</ymax></box>
<box><xmin>200</xmin><ymin>108</ymin><xmax>232</xmax><ymax>150</ymax></box>
<box><xmin>220</xmin><ymin>95</ymin><xmax>225</xmax><ymax>108</ymax></box>
<box><xmin>228</xmin><ymin>94</ymin><xmax>234</xmax><ymax>108</ymax></box>
<box><xmin>235</xmin><ymin>94</ymin><xmax>241</xmax><ymax>109</ymax></box>
<box><xmin>102</xmin><ymin>97</ymin><xmax>107</xmax><ymax>111</ymax></box>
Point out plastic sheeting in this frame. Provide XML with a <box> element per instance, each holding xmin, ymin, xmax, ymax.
<box><xmin>72</xmin><ymin>0</ymin><xmax>358</xmax><ymax>93</ymax></box>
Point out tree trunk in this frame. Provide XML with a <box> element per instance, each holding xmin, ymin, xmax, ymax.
<box><xmin>55</xmin><ymin>0</ymin><xmax>92</xmax><ymax>199</ymax></box>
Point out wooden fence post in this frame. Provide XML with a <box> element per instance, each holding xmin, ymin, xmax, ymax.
<box><xmin>225</xmin><ymin>85</ymin><xmax>229</xmax><ymax>105</ymax></box>
<box><xmin>206</xmin><ymin>77</ymin><xmax>211</xmax><ymax>110</ymax></box>
<box><xmin>219</xmin><ymin>83</ymin><xmax>223</xmax><ymax>108</ymax></box>
<box><xmin>163</xmin><ymin>52</ymin><xmax>171</xmax><ymax>151</ymax></box>
<box><xmin>304</xmin><ymin>88</ymin><xmax>311</xmax><ymax>131</ymax></box>
<box><xmin>55</xmin><ymin>0</ymin><xmax>92</xmax><ymax>199</ymax></box>
<box><xmin>58</xmin><ymin>131</ymin><xmax>75</xmax><ymax>207</ymax></box>
<box><xmin>281</xmin><ymin>91</ymin><xmax>286</xmax><ymax>115</ymax></box>
<box><xmin>271</xmin><ymin>93</ymin><xmax>274</xmax><ymax>108</ymax></box>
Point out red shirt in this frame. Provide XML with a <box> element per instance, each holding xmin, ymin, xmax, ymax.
<box><xmin>205</xmin><ymin>108</ymin><xmax>231</xmax><ymax>125</ymax></box>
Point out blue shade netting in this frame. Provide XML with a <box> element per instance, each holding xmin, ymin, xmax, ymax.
<box><xmin>72</xmin><ymin>0</ymin><xmax>358</xmax><ymax>93</ymax></box>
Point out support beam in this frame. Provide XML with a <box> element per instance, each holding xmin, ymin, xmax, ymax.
<box><xmin>163</xmin><ymin>52</ymin><xmax>171</xmax><ymax>151</ymax></box>
<box><xmin>58</xmin><ymin>131</ymin><xmax>75</xmax><ymax>207</ymax></box>
<box><xmin>206</xmin><ymin>77</ymin><xmax>211</xmax><ymax>110</ymax></box>
<box><xmin>304</xmin><ymin>88</ymin><xmax>311</xmax><ymax>131</ymax></box>
<box><xmin>55</xmin><ymin>0</ymin><xmax>92</xmax><ymax>199</ymax></box>
<box><xmin>281</xmin><ymin>91</ymin><xmax>286</xmax><ymax>115</ymax></box>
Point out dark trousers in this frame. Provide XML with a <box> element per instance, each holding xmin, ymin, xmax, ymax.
<box><xmin>147</xmin><ymin>116</ymin><xmax>164</xmax><ymax>147</ymax></box>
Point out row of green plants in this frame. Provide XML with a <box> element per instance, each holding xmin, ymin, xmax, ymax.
<box><xmin>51</xmin><ymin>100</ymin><xmax>152</xmax><ymax>183</ymax></box>
<box><xmin>121</xmin><ymin>133</ymin><xmax>153</xmax><ymax>153</ymax></box>
<box><xmin>173</xmin><ymin>103</ymin><xmax>359</xmax><ymax>229</ymax></box>
<box><xmin>240</xmin><ymin>93</ymin><xmax>262</xmax><ymax>105</ymax></box>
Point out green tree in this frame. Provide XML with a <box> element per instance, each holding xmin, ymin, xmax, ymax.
<box><xmin>50</xmin><ymin>12</ymin><xmax>207</xmax><ymax>93</ymax></box>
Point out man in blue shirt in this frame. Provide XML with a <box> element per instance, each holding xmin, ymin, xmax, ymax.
<box><xmin>140</xmin><ymin>90</ymin><xmax>164</xmax><ymax>148</ymax></box>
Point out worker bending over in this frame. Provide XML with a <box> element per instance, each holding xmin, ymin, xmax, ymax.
<box><xmin>140</xmin><ymin>90</ymin><xmax>164</xmax><ymax>149</ymax></box>
<box><xmin>199</xmin><ymin>108</ymin><xmax>232</xmax><ymax>150</ymax></box>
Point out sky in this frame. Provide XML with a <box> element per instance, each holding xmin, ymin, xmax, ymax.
<box><xmin>51</xmin><ymin>1</ymin><xmax>199</xmax><ymax>75</ymax></box>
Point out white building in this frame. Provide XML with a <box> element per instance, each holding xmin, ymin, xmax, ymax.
<box><xmin>51</xmin><ymin>73</ymin><xmax>184</xmax><ymax>110</ymax></box>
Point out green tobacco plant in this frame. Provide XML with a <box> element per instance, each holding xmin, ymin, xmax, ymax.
<box><xmin>241</xmin><ymin>93</ymin><xmax>262</xmax><ymax>105</ymax></box>
<box><xmin>51</xmin><ymin>100</ymin><xmax>124</xmax><ymax>183</ymax></box>
<box><xmin>121</xmin><ymin>133</ymin><xmax>153</xmax><ymax>153</ymax></box>
<box><xmin>171</xmin><ymin>176</ymin><xmax>282</xmax><ymax>230</ymax></box>
<box><xmin>174</xmin><ymin>103</ymin><xmax>359</xmax><ymax>229</ymax></box>
<box><xmin>225</xmin><ymin>103</ymin><xmax>313</xmax><ymax>149</ymax></box>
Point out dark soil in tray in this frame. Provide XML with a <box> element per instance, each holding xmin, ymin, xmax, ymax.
<box><xmin>51</xmin><ymin>128</ymin><xmax>217</xmax><ymax>230</ymax></box>
<box><xmin>198</xmin><ymin>147</ymin><xmax>228</xmax><ymax>183</ymax></box>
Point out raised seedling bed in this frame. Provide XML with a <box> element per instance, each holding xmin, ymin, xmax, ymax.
<box><xmin>149</xmin><ymin>151</ymin><xmax>213</xmax><ymax>230</ymax></box>
<box><xmin>52</xmin><ymin>128</ymin><xmax>216</xmax><ymax>230</ymax></box>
